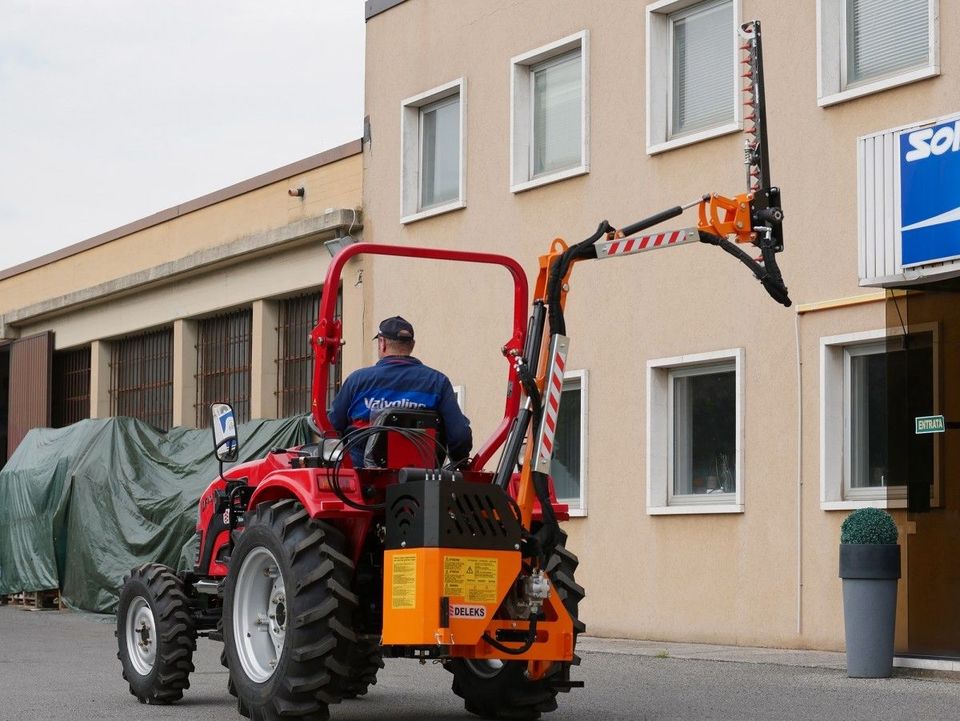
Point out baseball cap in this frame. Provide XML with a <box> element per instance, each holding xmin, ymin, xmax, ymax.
<box><xmin>374</xmin><ymin>316</ymin><xmax>415</xmax><ymax>341</ymax></box>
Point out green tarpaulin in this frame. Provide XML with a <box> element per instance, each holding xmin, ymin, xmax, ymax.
<box><xmin>0</xmin><ymin>416</ymin><xmax>308</xmax><ymax>612</ymax></box>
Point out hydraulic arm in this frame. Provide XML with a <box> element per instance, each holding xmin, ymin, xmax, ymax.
<box><xmin>497</xmin><ymin>20</ymin><xmax>790</xmax><ymax>558</ymax></box>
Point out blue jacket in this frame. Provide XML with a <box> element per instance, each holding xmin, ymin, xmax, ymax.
<box><xmin>329</xmin><ymin>356</ymin><xmax>472</xmax><ymax>467</ymax></box>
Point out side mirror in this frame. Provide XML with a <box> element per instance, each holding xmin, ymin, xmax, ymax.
<box><xmin>211</xmin><ymin>403</ymin><xmax>239</xmax><ymax>463</ymax></box>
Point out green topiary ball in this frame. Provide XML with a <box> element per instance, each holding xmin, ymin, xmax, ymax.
<box><xmin>840</xmin><ymin>507</ymin><xmax>898</xmax><ymax>544</ymax></box>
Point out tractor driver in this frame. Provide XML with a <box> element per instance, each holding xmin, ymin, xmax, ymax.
<box><xmin>329</xmin><ymin>315</ymin><xmax>473</xmax><ymax>468</ymax></box>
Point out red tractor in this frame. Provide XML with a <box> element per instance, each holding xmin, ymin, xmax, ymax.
<box><xmin>115</xmin><ymin>20</ymin><xmax>787</xmax><ymax>721</ymax></box>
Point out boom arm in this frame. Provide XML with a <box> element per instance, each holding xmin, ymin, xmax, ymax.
<box><xmin>500</xmin><ymin>20</ymin><xmax>791</xmax><ymax>555</ymax></box>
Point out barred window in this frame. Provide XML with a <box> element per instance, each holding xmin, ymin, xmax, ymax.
<box><xmin>196</xmin><ymin>308</ymin><xmax>252</xmax><ymax>425</ymax></box>
<box><xmin>110</xmin><ymin>328</ymin><xmax>174</xmax><ymax>431</ymax></box>
<box><xmin>52</xmin><ymin>346</ymin><xmax>91</xmax><ymax>428</ymax></box>
<box><xmin>277</xmin><ymin>290</ymin><xmax>342</xmax><ymax>417</ymax></box>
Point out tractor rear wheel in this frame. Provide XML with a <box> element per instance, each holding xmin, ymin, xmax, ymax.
<box><xmin>116</xmin><ymin>563</ymin><xmax>196</xmax><ymax>704</ymax></box>
<box><xmin>335</xmin><ymin>636</ymin><xmax>384</xmax><ymax>699</ymax></box>
<box><xmin>223</xmin><ymin>499</ymin><xmax>356</xmax><ymax>721</ymax></box>
<box><xmin>446</xmin><ymin>529</ymin><xmax>585</xmax><ymax>720</ymax></box>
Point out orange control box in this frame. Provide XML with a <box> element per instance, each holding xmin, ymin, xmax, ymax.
<box><xmin>382</xmin><ymin>547</ymin><xmax>520</xmax><ymax>647</ymax></box>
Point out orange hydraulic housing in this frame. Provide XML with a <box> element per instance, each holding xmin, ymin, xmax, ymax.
<box><xmin>380</xmin><ymin>477</ymin><xmax>576</xmax><ymax>662</ymax></box>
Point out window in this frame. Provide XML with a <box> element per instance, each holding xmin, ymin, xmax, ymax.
<box><xmin>196</xmin><ymin>308</ymin><xmax>253</xmax><ymax>425</ymax></box>
<box><xmin>277</xmin><ymin>290</ymin><xmax>342</xmax><ymax>416</ymax></box>
<box><xmin>52</xmin><ymin>346</ymin><xmax>91</xmax><ymax>428</ymax></box>
<box><xmin>110</xmin><ymin>329</ymin><xmax>174</xmax><ymax>431</ymax></box>
<box><xmin>552</xmin><ymin>370</ymin><xmax>588</xmax><ymax>515</ymax></box>
<box><xmin>511</xmin><ymin>31</ymin><xmax>589</xmax><ymax>192</ymax></box>
<box><xmin>648</xmin><ymin>349</ymin><xmax>743</xmax><ymax>514</ymax></box>
<box><xmin>818</xmin><ymin>0</ymin><xmax>938</xmax><ymax>107</ymax></box>
<box><xmin>401</xmin><ymin>79</ymin><xmax>465</xmax><ymax>223</ymax></box>
<box><xmin>646</xmin><ymin>0</ymin><xmax>740</xmax><ymax>154</ymax></box>
<box><xmin>821</xmin><ymin>328</ymin><xmax>936</xmax><ymax>509</ymax></box>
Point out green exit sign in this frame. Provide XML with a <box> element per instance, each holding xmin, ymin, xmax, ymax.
<box><xmin>915</xmin><ymin>415</ymin><xmax>945</xmax><ymax>434</ymax></box>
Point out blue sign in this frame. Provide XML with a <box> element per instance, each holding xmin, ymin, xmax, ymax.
<box><xmin>899</xmin><ymin>117</ymin><xmax>960</xmax><ymax>267</ymax></box>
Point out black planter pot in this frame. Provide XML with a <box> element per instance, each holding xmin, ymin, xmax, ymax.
<box><xmin>839</xmin><ymin>543</ymin><xmax>901</xmax><ymax>678</ymax></box>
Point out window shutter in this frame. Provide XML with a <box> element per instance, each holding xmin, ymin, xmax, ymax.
<box><xmin>671</xmin><ymin>0</ymin><xmax>734</xmax><ymax>136</ymax></box>
<box><xmin>847</xmin><ymin>0</ymin><xmax>929</xmax><ymax>85</ymax></box>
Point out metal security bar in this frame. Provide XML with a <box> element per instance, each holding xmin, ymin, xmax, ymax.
<box><xmin>196</xmin><ymin>308</ymin><xmax>253</xmax><ymax>425</ymax></box>
<box><xmin>52</xmin><ymin>346</ymin><xmax>91</xmax><ymax>428</ymax></box>
<box><xmin>277</xmin><ymin>289</ymin><xmax>342</xmax><ymax>416</ymax></box>
<box><xmin>110</xmin><ymin>328</ymin><xmax>174</xmax><ymax>431</ymax></box>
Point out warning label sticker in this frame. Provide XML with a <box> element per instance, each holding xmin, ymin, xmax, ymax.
<box><xmin>391</xmin><ymin>554</ymin><xmax>417</xmax><ymax>609</ymax></box>
<box><xmin>443</xmin><ymin>556</ymin><xmax>498</xmax><ymax>604</ymax></box>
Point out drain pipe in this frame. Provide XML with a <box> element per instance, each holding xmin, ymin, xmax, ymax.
<box><xmin>795</xmin><ymin>311</ymin><xmax>803</xmax><ymax>636</ymax></box>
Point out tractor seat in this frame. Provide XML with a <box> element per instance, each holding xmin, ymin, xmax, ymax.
<box><xmin>363</xmin><ymin>408</ymin><xmax>445</xmax><ymax>469</ymax></box>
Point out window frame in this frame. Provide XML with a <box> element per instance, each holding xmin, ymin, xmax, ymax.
<box><xmin>400</xmin><ymin>78</ymin><xmax>466</xmax><ymax>224</ymax></box>
<box><xmin>276</xmin><ymin>288</ymin><xmax>341</xmax><ymax>417</ymax></box>
<box><xmin>646</xmin><ymin>0</ymin><xmax>742</xmax><ymax>155</ymax></box>
<box><xmin>553</xmin><ymin>369</ymin><xmax>588</xmax><ymax>517</ymax></box>
<box><xmin>510</xmin><ymin>30</ymin><xmax>589</xmax><ymax>193</ymax></box>
<box><xmin>195</xmin><ymin>307</ymin><xmax>253</xmax><ymax>426</ymax></box>
<box><xmin>817</xmin><ymin>0</ymin><xmax>939</xmax><ymax>107</ymax></box>
<box><xmin>647</xmin><ymin>348</ymin><xmax>744</xmax><ymax>515</ymax></box>
<box><xmin>819</xmin><ymin>325</ymin><xmax>940</xmax><ymax>511</ymax></box>
<box><xmin>52</xmin><ymin>346</ymin><xmax>92</xmax><ymax>429</ymax></box>
<box><xmin>110</xmin><ymin>327</ymin><xmax>175</xmax><ymax>431</ymax></box>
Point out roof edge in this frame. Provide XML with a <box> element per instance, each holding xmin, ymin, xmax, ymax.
<box><xmin>0</xmin><ymin>138</ymin><xmax>362</xmax><ymax>283</ymax></box>
<box><xmin>365</xmin><ymin>0</ymin><xmax>408</xmax><ymax>20</ymax></box>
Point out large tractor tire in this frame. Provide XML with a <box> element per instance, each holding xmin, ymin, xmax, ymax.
<box><xmin>116</xmin><ymin>563</ymin><xmax>197</xmax><ymax>704</ymax></box>
<box><xmin>335</xmin><ymin>637</ymin><xmax>384</xmax><ymax>699</ymax></box>
<box><xmin>223</xmin><ymin>499</ymin><xmax>356</xmax><ymax>721</ymax></box>
<box><xmin>446</xmin><ymin>528</ymin><xmax>585</xmax><ymax>720</ymax></box>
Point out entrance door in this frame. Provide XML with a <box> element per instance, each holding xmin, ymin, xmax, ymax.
<box><xmin>891</xmin><ymin>291</ymin><xmax>960</xmax><ymax>657</ymax></box>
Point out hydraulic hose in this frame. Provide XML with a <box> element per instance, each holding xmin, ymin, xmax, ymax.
<box><xmin>699</xmin><ymin>231</ymin><xmax>791</xmax><ymax>307</ymax></box>
<box><xmin>546</xmin><ymin>221</ymin><xmax>611</xmax><ymax>337</ymax></box>
<box><xmin>482</xmin><ymin>613</ymin><xmax>539</xmax><ymax>655</ymax></box>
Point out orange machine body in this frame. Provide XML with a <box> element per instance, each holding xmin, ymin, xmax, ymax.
<box><xmin>383</xmin><ymin>547</ymin><xmax>520</xmax><ymax>647</ymax></box>
<box><xmin>382</xmin><ymin>546</ymin><xmax>576</xmax><ymax>662</ymax></box>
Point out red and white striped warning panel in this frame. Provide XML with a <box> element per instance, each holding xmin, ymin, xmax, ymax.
<box><xmin>534</xmin><ymin>334</ymin><xmax>570</xmax><ymax>474</ymax></box>
<box><xmin>594</xmin><ymin>228</ymin><xmax>698</xmax><ymax>259</ymax></box>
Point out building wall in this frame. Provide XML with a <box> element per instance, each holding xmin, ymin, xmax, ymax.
<box><xmin>0</xmin><ymin>141</ymin><xmax>364</xmax><ymax>432</ymax></box>
<box><xmin>0</xmin><ymin>151</ymin><xmax>362</xmax><ymax>315</ymax></box>
<box><xmin>362</xmin><ymin>0</ymin><xmax>960</xmax><ymax>649</ymax></box>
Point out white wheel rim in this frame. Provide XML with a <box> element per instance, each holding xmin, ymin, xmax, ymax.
<box><xmin>126</xmin><ymin>596</ymin><xmax>157</xmax><ymax>676</ymax></box>
<box><xmin>233</xmin><ymin>546</ymin><xmax>287</xmax><ymax>683</ymax></box>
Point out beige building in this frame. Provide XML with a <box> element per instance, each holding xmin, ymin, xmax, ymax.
<box><xmin>4</xmin><ymin>0</ymin><xmax>957</xmax><ymax>663</ymax></box>
<box><xmin>361</xmin><ymin>0</ymin><xmax>960</xmax><ymax>659</ymax></box>
<box><xmin>0</xmin><ymin>141</ymin><xmax>365</xmax><ymax>462</ymax></box>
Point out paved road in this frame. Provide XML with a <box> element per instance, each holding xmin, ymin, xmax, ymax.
<box><xmin>1</xmin><ymin>606</ymin><xmax>958</xmax><ymax>721</ymax></box>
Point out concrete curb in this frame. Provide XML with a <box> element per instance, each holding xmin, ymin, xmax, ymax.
<box><xmin>578</xmin><ymin>636</ymin><xmax>960</xmax><ymax>679</ymax></box>
<box><xmin>579</xmin><ymin>636</ymin><xmax>840</xmax><ymax>670</ymax></box>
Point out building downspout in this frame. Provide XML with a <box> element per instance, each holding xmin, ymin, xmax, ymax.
<box><xmin>795</xmin><ymin>311</ymin><xmax>803</xmax><ymax>636</ymax></box>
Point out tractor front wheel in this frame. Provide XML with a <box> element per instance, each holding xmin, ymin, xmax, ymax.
<box><xmin>116</xmin><ymin>563</ymin><xmax>196</xmax><ymax>704</ymax></box>
<box><xmin>223</xmin><ymin>499</ymin><xmax>356</xmax><ymax>721</ymax></box>
<box><xmin>446</xmin><ymin>529</ymin><xmax>585</xmax><ymax>720</ymax></box>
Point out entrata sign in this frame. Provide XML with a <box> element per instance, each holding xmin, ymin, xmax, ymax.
<box><xmin>899</xmin><ymin>115</ymin><xmax>960</xmax><ymax>267</ymax></box>
<box><xmin>915</xmin><ymin>415</ymin><xmax>945</xmax><ymax>434</ymax></box>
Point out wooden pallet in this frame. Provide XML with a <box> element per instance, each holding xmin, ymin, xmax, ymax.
<box><xmin>2</xmin><ymin>590</ymin><xmax>63</xmax><ymax>610</ymax></box>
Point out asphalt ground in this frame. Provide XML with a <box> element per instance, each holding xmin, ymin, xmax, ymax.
<box><xmin>1</xmin><ymin>606</ymin><xmax>958</xmax><ymax>721</ymax></box>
